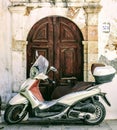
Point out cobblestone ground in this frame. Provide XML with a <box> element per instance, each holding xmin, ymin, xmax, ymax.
<box><xmin>0</xmin><ymin>120</ymin><xmax>117</xmax><ymax>130</ymax></box>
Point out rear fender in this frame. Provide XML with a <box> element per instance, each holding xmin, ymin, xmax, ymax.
<box><xmin>9</xmin><ymin>93</ymin><xmax>28</xmax><ymax>105</ymax></box>
<box><xmin>99</xmin><ymin>93</ymin><xmax>111</xmax><ymax>106</ymax></box>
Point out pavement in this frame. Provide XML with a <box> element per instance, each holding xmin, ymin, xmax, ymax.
<box><xmin>0</xmin><ymin>119</ymin><xmax>117</xmax><ymax>130</ymax></box>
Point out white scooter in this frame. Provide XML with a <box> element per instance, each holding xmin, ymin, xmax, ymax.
<box><xmin>4</xmin><ymin>55</ymin><xmax>116</xmax><ymax>125</ymax></box>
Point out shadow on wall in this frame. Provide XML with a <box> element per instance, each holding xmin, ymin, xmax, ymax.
<box><xmin>99</xmin><ymin>55</ymin><xmax>117</xmax><ymax>71</ymax></box>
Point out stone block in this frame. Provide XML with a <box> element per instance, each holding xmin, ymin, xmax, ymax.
<box><xmin>12</xmin><ymin>40</ymin><xmax>26</xmax><ymax>51</ymax></box>
<box><xmin>88</xmin><ymin>73</ymin><xmax>95</xmax><ymax>81</ymax></box>
<box><xmin>88</xmin><ymin>25</ymin><xmax>98</xmax><ymax>41</ymax></box>
<box><xmin>83</xmin><ymin>47</ymin><xmax>88</xmax><ymax>54</ymax></box>
<box><xmin>84</xmin><ymin>54</ymin><xmax>87</xmax><ymax>62</ymax></box>
<box><xmin>81</xmin><ymin>27</ymin><xmax>87</xmax><ymax>41</ymax></box>
<box><xmin>68</xmin><ymin>0</ymin><xmax>85</xmax><ymax>2</ymax></box>
<box><xmin>88</xmin><ymin>41</ymin><xmax>98</xmax><ymax>54</ymax></box>
<box><xmin>83</xmin><ymin>45</ymin><xmax>88</xmax><ymax>54</ymax></box>
<box><xmin>88</xmin><ymin>54</ymin><xmax>98</xmax><ymax>65</ymax></box>
<box><xmin>84</xmin><ymin>62</ymin><xmax>88</xmax><ymax>71</ymax></box>
<box><xmin>10</xmin><ymin>0</ymin><xmax>28</xmax><ymax>2</ymax></box>
<box><xmin>88</xmin><ymin>13</ymin><xmax>98</xmax><ymax>25</ymax></box>
<box><xmin>85</xmin><ymin>0</ymin><xmax>101</xmax><ymax>2</ymax></box>
<box><xmin>84</xmin><ymin>70</ymin><xmax>88</xmax><ymax>81</ymax></box>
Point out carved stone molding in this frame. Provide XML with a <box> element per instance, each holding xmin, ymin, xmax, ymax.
<box><xmin>8</xmin><ymin>5</ymin><xmax>26</xmax><ymax>13</ymax></box>
<box><xmin>9</xmin><ymin>0</ymin><xmax>101</xmax><ymax>8</ymax></box>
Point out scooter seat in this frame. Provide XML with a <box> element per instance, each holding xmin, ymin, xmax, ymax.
<box><xmin>51</xmin><ymin>82</ymin><xmax>93</xmax><ymax>100</ymax></box>
<box><xmin>72</xmin><ymin>82</ymin><xmax>94</xmax><ymax>91</ymax></box>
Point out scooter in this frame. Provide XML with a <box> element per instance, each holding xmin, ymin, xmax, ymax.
<box><xmin>4</xmin><ymin>55</ymin><xmax>116</xmax><ymax>125</ymax></box>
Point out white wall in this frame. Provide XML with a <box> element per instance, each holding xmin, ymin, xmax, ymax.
<box><xmin>98</xmin><ymin>0</ymin><xmax>117</xmax><ymax>119</ymax></box>
<box><xmin>99</xmin><ymin>0</ymin><xmax>117</xmax><ymax>59</ymax></box>
<box><xmin>99</xmin><ymin>76</ymin><xmax>117</xmax><ymax>119</ymax></box>
<box><xmin>0</xmin><ymin>0</ymin><xmax>12</xmax><ymax>103</ymax></box>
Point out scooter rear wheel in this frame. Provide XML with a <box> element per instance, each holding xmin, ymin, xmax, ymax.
<box><xmin>4</xmin><ymin>104</ymin><xmax>28</xmax><ymax>124</ymax></box>
<box><xmin>84</xmin><ymin>101</ymin><xmax>106</xmax><ymax>125</ymax></box>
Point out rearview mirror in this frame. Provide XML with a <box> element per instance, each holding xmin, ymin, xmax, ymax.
<box><xmin>49</xmin><ymin>66</ymin><xmax>57</xmax><ymax>72</ymax></box>
<box><xmin>47</xmin><ymin>66</ymin><xmax>58</xmax><ymax>74</ymax></box>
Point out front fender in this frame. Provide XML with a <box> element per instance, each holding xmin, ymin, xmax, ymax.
<box><xmin>9</xmin><ymin>93</ymin><xmax>28</xmax><ymax>105</ymax></box>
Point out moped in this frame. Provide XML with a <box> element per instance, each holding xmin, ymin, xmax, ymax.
<box><xmin>4</xmin><ymin>55</ymin><xmax>116</xmax><ymax>125</ymax></box>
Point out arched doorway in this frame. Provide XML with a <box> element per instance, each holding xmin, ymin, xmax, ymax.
<box><xmin>27</xmin><ymin>16</ymin><xmax>84</xmax><ymax>99</ymax></box>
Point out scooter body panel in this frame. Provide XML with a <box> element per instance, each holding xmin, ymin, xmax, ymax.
<box><xmin>9</xmin><ymin>93</ymin><xmax>28</xmax><ymax>105</ymax></box>
<box><xmin>58</xmin><ymin>87</ymin><xmax>101</xmax><ymax>105</ymax></box>
<box><xmin>21</xmin><ymin>90</ymin><xmax>43</xmax><ymax>108</ymax></box>
<box><xmin>8</xmin><ymin>86</ymin><xmax>101</xmax><ymax>111</ymax></box>
<box><xmin>38</xmin><ymin>87</ymin><xmax>101</xmax><ymax>110</ymax></box>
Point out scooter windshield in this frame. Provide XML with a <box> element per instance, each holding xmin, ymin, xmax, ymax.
<box><xmin>29</xmin><ymin>55</ymin><xmax>49</xmax><ymax>79</ymax></box>
<box><xmin>32</xmin><ymin>55</ymin><xmax>49</xmax><ymax>74</ymax></box>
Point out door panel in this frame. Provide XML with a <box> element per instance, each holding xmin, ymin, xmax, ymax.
<box><xmin>60</xmin><ymin>48</ymin><xmax>77</xmax><ymax>77</ymax></box>
<box><xmin>27</xmin><ymin>17</ymin><xmax>54</xmax><ymax>77</ymax></box>
<box><xmin>54</xmin><ymin>17</ymin><xmax>83</xmax><ymax>83</ymax></box>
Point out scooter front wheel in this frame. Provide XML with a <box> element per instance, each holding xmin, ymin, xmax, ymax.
<box><xmin>4</xmin><ymin>104</ymin><xmax>28</xmax><ymax>124</ymax></box>
<box><xmin>84</xmin><ymin>101</ymin><xmax>106</xmax><ymax>125</ymax></box>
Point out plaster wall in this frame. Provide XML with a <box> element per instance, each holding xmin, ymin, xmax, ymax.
<box><xmin>0</xmin><ymin>0</ymin><xmax>12</xmax><ymax>103</ymax></box>
<box><xmin>98</xmin><ymin>0</ymin><xmax>117</xmax><ymax>119</ymax></box>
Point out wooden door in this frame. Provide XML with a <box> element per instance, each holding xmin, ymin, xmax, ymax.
<box><xmin>27</xmin><ymin>16</ymin><xmax>84</xmax><ymax>85</ymax></box>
